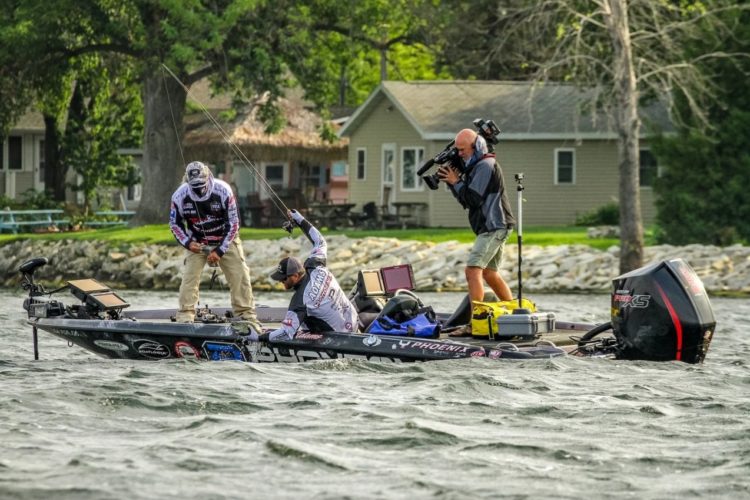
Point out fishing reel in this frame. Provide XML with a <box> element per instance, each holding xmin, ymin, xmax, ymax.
<box><xmin>282</xmin><ymin>219</ymin><xmax>295</xmax><ymax>234</ymax></box>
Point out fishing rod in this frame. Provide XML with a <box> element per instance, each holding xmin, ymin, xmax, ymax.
<box><xmin>160</xmin><ymin>64</ymin><xmax>293</xmax><ymax>228</ymax></box>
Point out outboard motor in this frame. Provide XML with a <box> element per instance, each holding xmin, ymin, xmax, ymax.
<box><xmin>612</xmin><ymin>258</ymin><xmax>715</xmax><ymax>363</ymax></box>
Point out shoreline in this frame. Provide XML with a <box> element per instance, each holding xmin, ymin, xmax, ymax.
<box><xmin>2</xmin><ymin>237</ymin><xmax>748</xmax><ymax>296</ymax></box>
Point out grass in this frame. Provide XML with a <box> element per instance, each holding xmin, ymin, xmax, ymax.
<box><xmin>0</xmin><ymin>224</ymin><xmax>653</xmax><ymax>250</ymax></box>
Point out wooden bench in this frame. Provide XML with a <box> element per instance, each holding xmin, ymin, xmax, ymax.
<box><xmin>84</xmin><ymin>210</ymin><xmax>136</xmax><ymax>228</ymax></box>
<box><xmin>0</xmin><ymin>209</ymin><xmax>68</xmax><ymax>234</ymax></box>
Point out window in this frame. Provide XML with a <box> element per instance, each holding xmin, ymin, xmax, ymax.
<box><xmin>265</xmin><ymin>164</ymin><xmax>285</xmax><ymax>192</ymax></box>
<box><xmin>555</xmin><ymin>149</ymin><xmax>575</xmax><ymax>184</ymax></box>
<box><xmin>9</xmin><ymin>136</ymin><xmax>22</xmax><ymax>170</ymax></box>
<box><xmin>639</xmin><ymin>149</ymin><xmax>658</xmax><ymax>187</ymax></box>
<box><xmin>382</xmin><ymin>144</ymin><xmax>395</xmax><ymax>185</ymax></box>
<box><xmin>356</xmin><ymin>148</ymin><xmax>366</xmax><ymax>180</ymax></box>
<box><xmin>38</xmin><ymin>138</ymin><xmax>45</xmax><ymax>184</ymax></box>
<box><xmin>401</xmin><ymin>147</ymin><xmax>424</xmax><ymax>190</ymax></box>
<box><xmin>331</xmin><ymin>161</ymin><xmax>347</xmax><ymax>177</ymax></box>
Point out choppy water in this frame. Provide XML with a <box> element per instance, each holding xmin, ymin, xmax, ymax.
<box><xmin>1</xmin><ymin>288</ymin><xmax>748</xmax><ymax>499</ymax></box>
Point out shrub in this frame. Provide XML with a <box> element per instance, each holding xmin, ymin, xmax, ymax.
<box><xmin>574</xmin><ymin>201</ymin><xmax>619</xmax><ymax>226</ymax></box>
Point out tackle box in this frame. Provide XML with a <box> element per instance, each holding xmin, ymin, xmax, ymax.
<box><xmin>494</xmin><ymin>312</ymin><xmax>556</xmax><ymax>339</ymax></box>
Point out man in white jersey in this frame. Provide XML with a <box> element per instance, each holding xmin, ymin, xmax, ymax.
<box><xmin>265</xmin><ymin>209</ymin><xmax>358</xmax><ymax>341</ymax></box>
<box><xmin>169</xmin><ymin>161</ymin><xmax>261</xmax><ymax>333</ymax></box>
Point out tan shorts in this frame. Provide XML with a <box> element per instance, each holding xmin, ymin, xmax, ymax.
<box><xmin>467</xmin><ymin>228</ymin><xmax>511</xmax><ymax>270</ymax></box>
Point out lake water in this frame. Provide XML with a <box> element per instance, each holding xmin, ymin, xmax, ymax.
<box><xmin>1</xmin><ymin>287</ymin><xmax>748</xmax><ymax>499</ymax></box>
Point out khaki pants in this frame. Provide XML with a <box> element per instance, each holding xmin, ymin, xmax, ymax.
<box><xmin>176</xmin><ymin>237</ymin><xmax>261</xmax><ymax>331</ymax></box>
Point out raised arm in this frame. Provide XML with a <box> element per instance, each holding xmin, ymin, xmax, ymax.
<box><xmin>289</xmin><ymin>209</ymin><xmax>327</xmax><ymax>264</ymax></box>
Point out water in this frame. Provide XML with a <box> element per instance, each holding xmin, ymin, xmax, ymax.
<box><xmin>1</xmin><ymin>288</ymin><xmax>748</xmax><ymax>499</ymax></box>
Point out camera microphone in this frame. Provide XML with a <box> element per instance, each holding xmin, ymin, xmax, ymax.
<box><xmin>417</xmin><ymin>158</ymin><xmax>435</xmax><ymax>176</ymax></box>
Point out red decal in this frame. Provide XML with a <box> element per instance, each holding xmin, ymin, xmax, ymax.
<box><xmin>655</xmin><ymin>283</ymin><xmax>683</xmax><ymax>361</ymax></box>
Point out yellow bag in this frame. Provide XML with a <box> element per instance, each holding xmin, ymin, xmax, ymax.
<box><xmin>470</xmin><ymin>298</ymin><xmax>537</xmax><ymax>338</ymax></box>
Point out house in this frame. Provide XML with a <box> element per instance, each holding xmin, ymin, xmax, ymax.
<box><xmin>1</xmin><ymin>111</ymin><xmax>46</xmax><ymax>202</ymax></box>
<box><xmin>182</xmin><ymin>81</ymin><xmax>349</xmax><ymax>226</ymax></box>
<box><xmin>338</xmin><ymin>80</ymin><xmax>672</xmax><ymax>227</ymax></box>
<box><xmin>2</xmin><ymin>81</ymin><xmax>349</xmax><ymax>225</ymax></box>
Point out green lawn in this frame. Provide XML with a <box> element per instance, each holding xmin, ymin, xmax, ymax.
<box><xmin>0</xmin><ymin>224</ymin><xmax>652</xmax><ymax>250</ymax></box>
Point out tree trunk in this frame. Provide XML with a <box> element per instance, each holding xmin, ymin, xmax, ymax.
<box><xmin>605</xmin><ymin>0</ymin><xmax>644</xmax><ymax>274</ymax></box>
<box><xmin>132</xmin><ymin>72</ymin><xmax>186</xmax><ymax>225</ymax></box>
<box><xmin>42</xmin><ymin>115</ymin><xmax>65</xmax><ymax>202</ymax></box>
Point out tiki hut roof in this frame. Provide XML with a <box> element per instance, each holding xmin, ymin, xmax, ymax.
<box><xmin>183</xmin><ymin>80</ymin><xmax>347</xmax><ymax>164</ymax></box>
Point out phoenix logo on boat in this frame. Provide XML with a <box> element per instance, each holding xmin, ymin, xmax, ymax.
<box><xmin>397</xmin><ymin>340</ymin><xmax>470</xmax><ymax>353</ymax></box>
<box><xmin>613</xmin><ymin>292</ymin><xmax>651</xmax><ymax>309</ymax></box>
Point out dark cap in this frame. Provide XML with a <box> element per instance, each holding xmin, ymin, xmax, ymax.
<box><xmin>270</xmin><ymin>256</ymin><xmax>305</xmax><ymax>281</ymax></box>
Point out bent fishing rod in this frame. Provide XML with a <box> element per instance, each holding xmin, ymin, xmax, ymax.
<box><xmin>160</xmin><ymin>64</ymin><xmax>294</xmax><ymax>233</ymax></box>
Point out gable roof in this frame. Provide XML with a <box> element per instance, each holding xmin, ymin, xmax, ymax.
<box><xmin>339</xmin><ymin>80</ymin><xmax>673</xmax><ymax>141</ymax></box>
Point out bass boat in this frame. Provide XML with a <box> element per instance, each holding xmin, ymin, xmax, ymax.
<box><xmin>19</xmin><ymin>257</ymin><xmax>716</xmax><ymax>364</ymax></box>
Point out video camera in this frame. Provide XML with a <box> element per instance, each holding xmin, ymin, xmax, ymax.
<box><xmin>418</xmin><ymin>118</ymin><xmax>501</xmax><ymax>190</ymax></box>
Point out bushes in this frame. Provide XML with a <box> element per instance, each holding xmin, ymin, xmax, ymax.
<box><xmin>574</xmin><ymin>201</ymin><xmax>619</xmax><ymax>226</ymax></box>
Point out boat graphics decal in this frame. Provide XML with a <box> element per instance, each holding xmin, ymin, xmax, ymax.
<box><xmin>175</xmin><ymin>341</ymin><xmax>201</xmax><ymax>359</ymax></box>
<box><xmin>613</xmin><ymin>290</ymin><xmax>651</xmax><ymax>309</ymax></box>
<box><xmin>251</xmin><ymin>346</ymin><xmax>401</xmax><ymax>363</ymax></box>
<box><xmin>133</xmin><ymin>339</ymin><xmax>171</xmax><ymax>359</ymax></box>
<box><xmin>363</xmin><ymin>335</ymin><xmax>382</xmax><ymax>347</ymax></box>
<box><xmin>93</xmin><ymin>340</ymin><xmax>129</xmax><ymax>352</ymax></box>
<box><xmin>396</xmin><ymin>339</ymin><xmax>475</xmax><ymax>355</ymax></box>
<box><xmin>203</xmin><ymin>341</ymin><xmax>246</xmax><ymax>361</ymax></box>
<box><xmin>50</xmin><ymin>328</ymin><xmax>88</xmax><ymax>338</ymax></box>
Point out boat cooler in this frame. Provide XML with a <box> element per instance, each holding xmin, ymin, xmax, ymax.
<box><xmin>494</xmin><ymin>312</ymin><xmax>556</xmax><ymax>339</ymax></box>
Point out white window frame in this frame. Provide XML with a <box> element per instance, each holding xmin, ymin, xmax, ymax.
<box><xmin>554</xmin><ymin>148</ymin><xmax>576</xmax><ymax>185</ymax></box>
<box><xmin>400</xmin><ymin>147</ymin><xmax>424</xmax><ymax>192</ymax></box>
<box><xmin>356</xmin><ymin>148</ymin><xmax>366</xmax><ymax>181</ymax></box>
<box><xmin>382</xmin><ymin>143</ymin><xmax>395</xmax><ymax>186</ymax></box>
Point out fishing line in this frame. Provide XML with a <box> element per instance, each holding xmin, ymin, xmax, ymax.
<box><xmin>162</xmin><ymin>66</ymin><xmax>223</xmax><ymax>293</ymax></box>
<box><xmin>160</xmin><ymin>63</ymin><xmax>291</xmax><ymax>219</ymax></box>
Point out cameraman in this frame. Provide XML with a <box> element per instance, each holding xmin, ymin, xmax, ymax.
<box><xmin>438</xmin><ymin>128</ymin><xmax>516</xmax><ymax>313</ymax></box>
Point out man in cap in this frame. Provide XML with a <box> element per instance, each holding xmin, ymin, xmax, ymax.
<box><xmin>265</xmin><ymin>209</ymin><xmax>358</xmax><ymax>341</ymax></box>
<box><xmin>169</xmin><ymin>161</ymin><xmax>262</xmax><ymax>334</ymax></box>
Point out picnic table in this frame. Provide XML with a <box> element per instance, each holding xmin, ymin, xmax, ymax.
<box><xmin>390</xmin><ymin>202</ymin><xmax>428</xmax><ymax>228</ymax></box>
<box><xmin>85</xmin><ymin>210</ymin><xmax>136</xmax><ymax>228</ymax></box>
<box><xmin>308</xmin><ymin>203</ymin><xmax>356</xmax><ymax>230</ymax></box>
<box><xmin>0</xmin><ymin>209</ymin><xmax>68</xmax><ymax>234</ymax></box>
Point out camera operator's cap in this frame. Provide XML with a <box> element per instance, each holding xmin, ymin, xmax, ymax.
<box><xmin>271</xmin><ymin>256</ymin><xmax>304</xmax><ymax>281</ymax></box>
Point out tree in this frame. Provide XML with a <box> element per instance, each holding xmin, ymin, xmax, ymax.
<box><xmin>652</xmin><ymin>7</ymin><xmax>750</xmax><ymax>245</ymax></box>
<box><xmin>64</xmin><ymin>58</ymin><xmax>142</xmax><ymax>214</ymax></box>
<box><xmin>432</xmin><ymin>0</ymin><xmax>748</xmax><ymax>273</ymax></box>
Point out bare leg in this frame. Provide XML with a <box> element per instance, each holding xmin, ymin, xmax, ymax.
<box><xmin>483</xmin><ymin>268</ymin><xmax>513</xmax><ymax>301</ymax></box>
<box><xmin>465</xmin><ymin>266</ymin><xmax>486</xmax><ymax>303</ymax></box>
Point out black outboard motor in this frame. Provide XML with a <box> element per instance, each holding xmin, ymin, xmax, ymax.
<box><xmin>612</xmin><ymin>258</ymin><xmax>716</xmax><ymax>363</ymax></box>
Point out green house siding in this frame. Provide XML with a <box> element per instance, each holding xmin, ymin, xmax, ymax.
<box><xmin>343</xmin><ymin>82</ymin><xmax>661</xmax><ymax>227</ymax></box>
